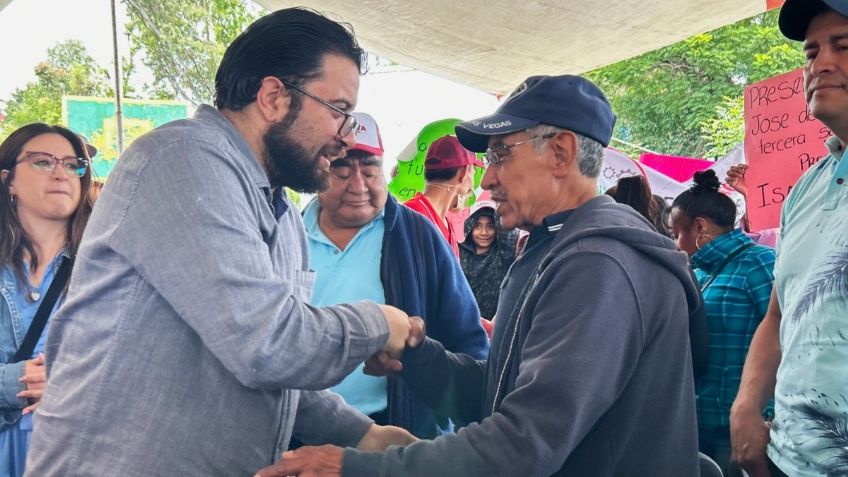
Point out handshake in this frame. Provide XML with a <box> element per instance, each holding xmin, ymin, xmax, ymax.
<box><xmin>371</xmin><ymin>305</ymin><xmax>426</xmax><ymax>376</ymax></box>
<box><xmin>254</xmin><ymin>306</ymin><xmax>425</xmax><ymax>477</ymax></box>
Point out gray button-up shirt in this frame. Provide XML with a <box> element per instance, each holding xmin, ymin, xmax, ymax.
<box><xmin>26</xmin><ymin>105</ymin><xmax>388</xmax><ymax>476</ymax></box>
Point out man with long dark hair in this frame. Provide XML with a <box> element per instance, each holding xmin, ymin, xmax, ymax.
<box><xmin>26</xmin><ymin>8</ymin><xmax>416</xmax><ymax>476</ymax></box>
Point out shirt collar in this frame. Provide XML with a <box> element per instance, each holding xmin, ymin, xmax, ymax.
<box><xmin>826</xmin><ymin>135</ymin><xmax>845</xmax><ymax>161</ymax></box>
<box><xmin>303</xmin><ymin>199</ymin><xmax>385</xmax><ymax>248</ymax></box>
<box><xmin>270</xmin><ymin>187</ymin><xmax>290</xmax><ymax>220</ymax></box>
<box><xmin>1</xmin><ymin>249</ymin><xmax>70</xmax><ymax>291</ymax></box>
<box><xmin>194</xmin><ymin>105</ymin><xmax>269</xmax><ymax>189</ymax></box>
<box><xmin>524</xmin><ymin>209</ymin><xmax>574</xmax><ymax>251</ymax></box>
<box><xmin>691</xmin><ymin>228</ymin><xmax>751</xmax><ymax>273</ymax></box>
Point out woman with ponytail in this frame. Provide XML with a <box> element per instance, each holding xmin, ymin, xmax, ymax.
<box><xmin>669</xmin><ymin>169</ymin><xmax>775</xmax><ymax>477</ymax></box>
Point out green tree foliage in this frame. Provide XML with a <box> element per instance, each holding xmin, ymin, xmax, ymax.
<box><xmin>124</xmin><ymin>0</ymin><xmax>259</xmax><ymax>105</ymax></box>
<box><xmin>1</xmin><ymin>41</ymin><xmax>112</xmax><ymax>139</ymax></box>
<box><xmin>699</xmin><ymin>96</ymin><xmax>745</xmax><ymax>159</ymax></box>
<box><xmin>587</xmin><ymin>10</ymin><xmax>804</xmax><ymax>158</ymax></box>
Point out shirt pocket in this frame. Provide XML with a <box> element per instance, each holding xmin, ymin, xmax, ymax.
<box><xmin>294</xmin><ymin>270</ymin><xmax>316</xmax><ymax>303</ymax></box>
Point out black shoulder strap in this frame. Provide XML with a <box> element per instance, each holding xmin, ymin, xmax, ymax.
<box><xmin>700</xmin><ymin>243</ymin><xmax>755</xmax><ymax>293</ymax></box>
<box><xmin>13</xmin><ymin>257</ymin><xmax>73</xmax><ymax>362</ymax></box>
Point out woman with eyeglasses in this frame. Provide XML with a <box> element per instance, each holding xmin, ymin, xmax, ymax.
<box><xmin>0</xmin><ymin>123</ymin><xmax>92</xmax><ymax>476</ymax></box>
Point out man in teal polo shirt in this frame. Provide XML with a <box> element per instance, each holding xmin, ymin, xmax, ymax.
<box><xmin>302</xmin><ymin>113</ymin><xmax>489</xmax><ymax>438</ymax></box>
<box><xmin>731</xmin><ymin>1</ymin><xmax>848</xmax><ymax>476</ymax></box>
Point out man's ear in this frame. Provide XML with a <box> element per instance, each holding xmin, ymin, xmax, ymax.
<box><xmin>455</xmin><ymin>164</ymin><xmax>471</xmax><ymax>184</ymax></box>
<box><xmin>549</xmin><ymin>130</ymin><xmax>579</xmax><ymax>177</ymax></box>
<box><xmin>255</xmin><ymin>77</ymin><xmax>292</xmax><ymax>124</ymax></box>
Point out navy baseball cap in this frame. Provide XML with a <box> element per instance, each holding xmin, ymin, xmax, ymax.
<box><xmin>455</xmin><ymin>75</ymin><xmax>616</xmax><ymax>153</ymax></box>
<box><xmin>779</xmin><ymin>0</ymin><xmax>848</xmax><ymax>41</ymax></box>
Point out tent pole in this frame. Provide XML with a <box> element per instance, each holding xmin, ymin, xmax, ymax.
<box><xmin>111</xmin><ymin>0</ymin><xmax>124</xmax><ymax>154</ymax></box>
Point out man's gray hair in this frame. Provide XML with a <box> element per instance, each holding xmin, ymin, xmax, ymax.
<box><xmin>526</xmin><ymin>124</ymin><xmax>605</xmax><ymax>178</ymax></box>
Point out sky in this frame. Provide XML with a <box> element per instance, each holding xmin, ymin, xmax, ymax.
<box><xmin>0</xmin><ymin>0</ymin><xmax>500</xmax><ymax>169</ymax></box>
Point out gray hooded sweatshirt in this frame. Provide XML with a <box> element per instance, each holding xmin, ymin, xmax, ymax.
<box><xmin>344</xmin><ymin>195</ymin><xmax>701</xmax><ymax>476</ymax></box>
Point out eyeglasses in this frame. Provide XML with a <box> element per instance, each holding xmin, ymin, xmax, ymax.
<box><xmin>16</xmin><ymin>152</ymin><xmax>89</xmax><ymax>177</ymax></box>
<box><xmin>280</xmin><ymin>80</ymin><xmax>358</xmax><ymax>138</ymax></box>
<box><xmin>483</xmin><ymin>133</ymin><xmax>557</xmax><ymax>166</ymax></box>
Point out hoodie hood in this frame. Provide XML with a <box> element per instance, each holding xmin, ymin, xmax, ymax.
<box><xmin>541</xmin><ymin>195</ymin><xmax>702</xmax><ymax>317</ymax></box>
<box><xmin>461</xmin><ymin>206</ymin><xmax>497</xmax><ymax>249</ymax></box>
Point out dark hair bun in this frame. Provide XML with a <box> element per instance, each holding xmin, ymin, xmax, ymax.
<box><xmin>691</xmin><ymin>169</ymin><xmax>720</xmax><ymax>194</ymax></box>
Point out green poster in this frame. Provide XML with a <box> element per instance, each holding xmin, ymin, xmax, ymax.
<box><xmin>388</xmin><ymin>118</ymin><xmax>484</xmax><ymax>205</ymax></box>
<box><xmin>63</xmin><ymin>96</ymin><xmax>190</xmax><ymax>179</ymax></box>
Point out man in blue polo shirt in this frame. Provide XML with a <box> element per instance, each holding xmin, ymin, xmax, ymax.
<box><xmin>302</xmin><ymin>113</ymin><xmax>489</xmax><ymax>438</ymax></box>
<box><xmin>731</xmin><ymin>2</ymin><xmax>848</xmax><ymax>476</ymax></box>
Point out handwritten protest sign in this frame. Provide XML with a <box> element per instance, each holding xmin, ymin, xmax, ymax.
<box><xmin>388</xmin><ymin>118</ymin><xmax>485</xmax><ymax>205</ymax></box>
<box><xmin>766</xmin><ymin>0</ymin><xmax>785</xmax><ymax>11</ymax></box>
<box><xmin>744</xmin><ymin>68</ymin><xmax>830</xmax><ymax>231</ymax></box>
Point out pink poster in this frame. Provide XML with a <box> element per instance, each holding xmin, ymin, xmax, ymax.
<box><xmin>639</xmin><ymin>153</ymin><xmax>713</xmax><ymax>182</ymax></box>
<box><xmin>743</xmin><ymin>68</ymin><xmax>830</xmax><ymax>231</ymax></box>
<box><xmin>766</xmin><ymin>0</ymin><xmax>784</xmax><ymax>10</ymax></box>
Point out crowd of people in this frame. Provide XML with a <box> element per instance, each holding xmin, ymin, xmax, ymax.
<box><xmin>0</xmin><ymin>0</ymin><xmax>844</xmax><ymax>476</ymax></box>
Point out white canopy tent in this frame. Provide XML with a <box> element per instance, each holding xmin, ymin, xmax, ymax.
<box><xmin>255</xmin><ymin>0</ymin><xmax>769</xmax><ymax>93</ymax></box>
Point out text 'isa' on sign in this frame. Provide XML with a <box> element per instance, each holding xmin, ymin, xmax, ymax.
<box><xmin>744</xmin><ymin>67</ymin><xmax>830</xmax><ymax>231</ymax></box>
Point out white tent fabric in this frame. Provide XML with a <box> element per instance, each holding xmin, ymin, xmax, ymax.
<box><xmin>256</xmin><ymin>0</ymin><xmax>767</xmax><ymax>93</ymax></box>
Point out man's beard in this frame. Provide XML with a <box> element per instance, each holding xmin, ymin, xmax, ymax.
<box><xmin>263</xmin><ymin>112</ymin><xmax>343</xmax><ymax>193</ymax></box>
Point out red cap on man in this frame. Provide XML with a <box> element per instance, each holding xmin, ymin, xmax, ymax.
<box><xmin>424</xmin><ymin>135</ymin><xmax>484</xmax><ymax>171</ymax></box>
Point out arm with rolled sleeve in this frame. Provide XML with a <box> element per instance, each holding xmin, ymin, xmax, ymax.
<box><xmin>344</xmin><ymin>253</ymin><xmax>646</xmax><ymax>477</ymax></box>
<box><xmin>107</xmin><ymin>138</ymin><xmax>388</xmax><ymax>391</ymax></box>
<box><xmin>0</xmin><ymin>362</ymin><xmax>26</xmax><ymax>431</ymax></box>
<box><xmin>293</xmin><ymin>390</ymin><xmax>374</xmax><ymax>447</ymax></box>
<box><xmin>0</xmin><ymin>361</ymin><xmax>26</xmax><ymax>411</ymax></box>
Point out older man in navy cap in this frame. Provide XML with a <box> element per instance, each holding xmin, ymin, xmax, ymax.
<box><xmin>731</xmin><ymin>2</ymin><xmax>848</xmax><ymax>477</ymax></box>
<box><xmin>258</xmin><ymin>75</ymin><xmax>701</xmax><ymax>477</ymax></box>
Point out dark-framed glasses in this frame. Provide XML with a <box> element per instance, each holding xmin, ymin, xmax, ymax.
<box><xmin>17</xmin><ymin>152</ymin><xmax>89</xmax><ymax>177</ymax></box>
<box><xmin>483</xmin><ymin>133</ymin><xmax>557</xmax><ymax>166</ymax></box>
<box><xmin>280</xmin><ymin>80</ymin><xmax>358</xmax><ymax>138</ymax></box>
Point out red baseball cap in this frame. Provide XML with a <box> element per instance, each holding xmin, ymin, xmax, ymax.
<box><xmin>425</xmin><ymin>135</ymin><xmax>484</xmax><ymax>171</ymax></box>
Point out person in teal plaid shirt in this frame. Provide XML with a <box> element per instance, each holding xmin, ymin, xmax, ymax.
<box><xmin>669</xmin><ymin>170</ymin><xmax>775</xmax><ymax>477</ymax></box>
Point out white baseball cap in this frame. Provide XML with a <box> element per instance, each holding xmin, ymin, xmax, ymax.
<box><xmin>350</xmin><ymin>112</ymin><xmax>384</xmax><ymax>157</ymax></box>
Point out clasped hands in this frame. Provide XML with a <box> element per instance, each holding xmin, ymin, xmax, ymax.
<box><xmin>19</xmin><ymin>353</ymin><xmax>46</xmax><ymax>415</ymax></box>
<box><xmin>253</xmin><ymin>307</ymin><xmax>425</xmax><ymax>477</ymax></box>
<box><xmin>372</xmin><ymin>305</ymin><xmax>426</xmax><ymax>375</ymax></box>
